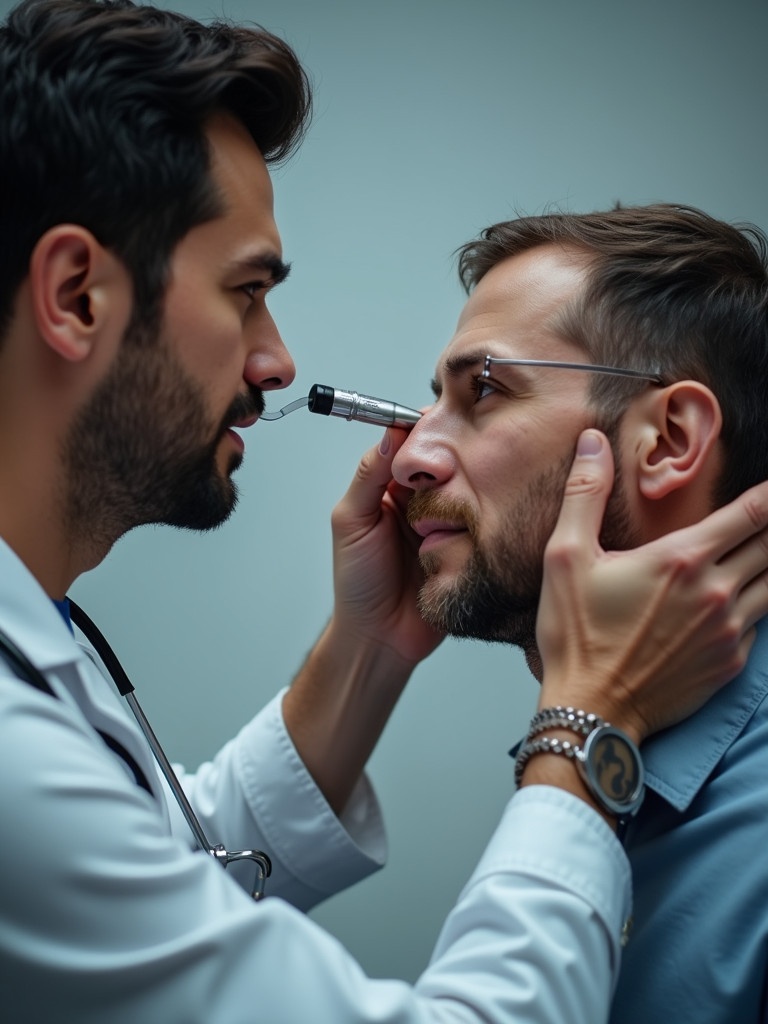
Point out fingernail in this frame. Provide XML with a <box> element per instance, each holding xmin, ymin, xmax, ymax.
<box><xmin>379</xmin><ymin>430</ymin><xmax>391</xmax><ymax>455</ymax></box>
<box><xmin>577</xmin><ymin>430</ymin><xmax>603</xmax><ymax>456</ymax></box>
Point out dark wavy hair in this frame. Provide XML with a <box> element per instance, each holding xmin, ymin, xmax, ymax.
<box><xmin>0</xmin><ymin>0</ymin><xmax>312</xmax><ymax>338</ymax></box>
<box><xmin>457</xmin><ymin>204</ymin><xmax>768</xmax><ymax>505</ymax></box>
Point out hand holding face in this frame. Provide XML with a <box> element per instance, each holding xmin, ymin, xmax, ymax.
<box><xmin>536</xmin><ymin>429</ymin><xmax>768</xmax><ymax>744</ymax></box>
<box><xmin>327</xmin><ymin>427</ymin><xmax>444</xmax><ymax>669</ymax></box>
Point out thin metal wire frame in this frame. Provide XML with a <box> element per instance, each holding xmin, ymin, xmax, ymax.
<box><xmin>483</xmin><ymin>355</ymin><xmax>663</xmax><ymax>384</ymax></box>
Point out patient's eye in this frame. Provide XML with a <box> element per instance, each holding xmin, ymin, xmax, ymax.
<box><xmin>471</xmin><ymin>374</ymin><xmax>498</xmax><ymax>402</ymax></box>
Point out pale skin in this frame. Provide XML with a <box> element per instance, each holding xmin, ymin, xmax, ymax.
<box><xmin>4</xmin><ymin>111</ymin><xmax>768</xmax><ymax>828</ymax></box>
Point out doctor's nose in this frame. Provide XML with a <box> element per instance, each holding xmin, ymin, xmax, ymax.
<box><xmin>245</xmin><ymin>309</ymin><xmax>296</xmax><ymax>392</ymax></box>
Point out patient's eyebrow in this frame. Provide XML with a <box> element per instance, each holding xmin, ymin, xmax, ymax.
<box><xmin>430</xmin><ymin>350</ymin><xmax>486</xmax><ymax>399</ymax></box>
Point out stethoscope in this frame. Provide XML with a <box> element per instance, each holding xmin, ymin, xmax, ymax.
<box><xmin>0</xmin><ymin>599</ymin><xmax>271</xmax><ymax>900</ymax></box>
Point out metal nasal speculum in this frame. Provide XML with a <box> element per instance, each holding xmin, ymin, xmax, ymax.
<box><xmin>261</xmin><ymin>384</ymin><xmax>422</xmax><ymax>428</ymax></box>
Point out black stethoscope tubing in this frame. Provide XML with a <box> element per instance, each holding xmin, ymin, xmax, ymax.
<box><xmin>0</xmin><ymin>599</ymin><xmax>271</xmax><ymax>898</ymax></box>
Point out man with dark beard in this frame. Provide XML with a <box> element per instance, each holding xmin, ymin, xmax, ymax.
<box><xmin>392</xmin><ymin>204</ymin><xmax>768</xmax><ymax>1023</ymax></box>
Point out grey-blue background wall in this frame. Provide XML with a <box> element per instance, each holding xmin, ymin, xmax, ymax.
<box><xmin>6</xmin><ymin>0</ymin><xmax>767</xmax><ymax>983</ymax></box>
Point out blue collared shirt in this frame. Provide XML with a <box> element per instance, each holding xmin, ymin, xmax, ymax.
<box><xmin>611</xmin><ymin>619</ymin><xmax>768</xmax><ymax>1022</ymax></box>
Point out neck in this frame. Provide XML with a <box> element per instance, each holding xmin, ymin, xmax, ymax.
<box><xmin>0</xmin><ymin>442</ymin><xmax>116</xmax><ymax>599</ymax></box>
<box><xmin>0</xmin><ymin>503</ymin><xmax>114</xmax><ymax>599</ymax></box>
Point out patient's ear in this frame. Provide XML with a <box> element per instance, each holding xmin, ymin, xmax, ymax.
<box><xmin>28</xmin><ymin>225</ymin><xmax>126</xmax><ymax>363</ymax></box>
<box><xmin>632</xmin><ymin>382</ymin><xmax>722</xmax><ymax>501</ymax></box>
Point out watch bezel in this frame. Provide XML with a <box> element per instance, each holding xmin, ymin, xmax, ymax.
<box><xmin>577</xmin><ymin>724</ymin><xmax>645</xmax><ymax>818</ymax></box>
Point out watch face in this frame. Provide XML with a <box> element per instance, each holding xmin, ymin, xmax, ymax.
<box><xmin>592</xmin><ymin>732</ymin><xmax>641</xmax><ymax>801</ymax></box>
<box><xmin>583</xmin><ymin>726</ymin><xmax>645</xmax><ymax>815</ymax></box>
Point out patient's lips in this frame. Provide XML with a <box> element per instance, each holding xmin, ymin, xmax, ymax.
<box><xmin>410</xmin><ymin>518</ymin><xmax>468</xmax><ymax>554</ymax></box>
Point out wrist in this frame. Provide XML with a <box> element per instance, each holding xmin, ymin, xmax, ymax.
<box><xmin>514</xmin><ymin>706</ymin><xmax>646</xmax><ymax>831</ymax></box>
<box><xmin>321</xmin><ymin>616</ymin><xmax>419</xmax><ymax>687</ymax></box>
<box><xmin>519</xmin><ymin>754</ymin><xmax>618</xmax><ymax>829</ymax></box>
<box><xmin>537</xmin><ymin>679</ymin><xmax>647</xmax><ymax>746</ymax></box>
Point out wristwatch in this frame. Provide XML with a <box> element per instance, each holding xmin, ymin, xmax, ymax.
<box><xmin>576</xmin><ymin>724</ymin><xmax>645</xmax><ymax>818</ymax></box>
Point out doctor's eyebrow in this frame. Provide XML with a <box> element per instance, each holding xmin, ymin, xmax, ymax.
<box><xmin>237</xmin><ymin>252</ymin><xmax>292</xmax><ymax>286</ymax></box>
<box><xmin>430</xmin><ymin>350</ymin><xmax>487</xmax><ymax>399</ymax></box>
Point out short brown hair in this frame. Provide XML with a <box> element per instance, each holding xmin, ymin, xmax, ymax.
<box><xmin>457</xmin><ymin>204</ymin><xmax>768</xmax><ymax>505</ymax></box>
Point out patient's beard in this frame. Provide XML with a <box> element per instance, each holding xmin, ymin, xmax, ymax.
<box><xmin>411</xmin><ymin>453</ymin><xmax>638</xmax><ymax>670</ymax></box>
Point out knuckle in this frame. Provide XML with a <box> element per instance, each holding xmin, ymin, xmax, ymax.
<box><xmin>562</xmin><ymin>470</ymin><xmax>604</xmax><ymax>498</ymax></box>
<box><xmin>543</xmin><ymin>534</ymin><xmax>582</xmax><ymax>567</ymax></box>
<box><xmin>354</xmin><ymin>448</ymin><xmax>378</xmax><ymax>483</ymax></box>
<box><xmin>742</xmin><ymin>494</ymin><xmax>767</xmax><ymax>532</ymax></box>
<box><xmin>666</xmin><ymin>546</ymin><xmax>707</xmax><ymax>584</ymax></box>
<box><xmin>705</xmin><ymin>579</ymin><xmax>734</xmax><ymax>612</ymax></box>
<box><xmin>718</xmin><ymin>615</ymin><xmax>743</xmax><ymax>648</ymax></box>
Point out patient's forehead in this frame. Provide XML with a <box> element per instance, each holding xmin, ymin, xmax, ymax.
<box><xmin>435</xmin><ymin>245</ymin><xmax>590</xmax><ymax>381</ymax></box>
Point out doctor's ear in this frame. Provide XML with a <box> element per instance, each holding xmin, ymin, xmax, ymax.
<box><xmin>29</xmin><ymin>225</ymin><xmax>129</xmax><ymax>363</ymax></box>
<box><xmin>630</xmin><ymin>381</ymin><xmax>722</xmax><ymax>501</ymax></box>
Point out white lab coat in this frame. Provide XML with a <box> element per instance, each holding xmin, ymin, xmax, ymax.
<box><xmin>0</xmin><ymin>538</ymin><xmax>630</xmax><ymax>1023</ymax></box>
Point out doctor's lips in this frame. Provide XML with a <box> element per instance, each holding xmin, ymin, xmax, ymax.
<box><xmin>227</xmin><ymin>412</ymin><xmax>259</xmax><ymax>433</ymax></box>
<box><xmin>223</xmin><ymin>390</ymin><xmax>264</xmax><ymax>433</ymax></box>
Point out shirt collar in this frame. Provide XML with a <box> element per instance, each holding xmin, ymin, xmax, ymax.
<box><xmin>52</xmin><ymin>597</ymin><xmax>74</xmax><ymax>634</ymax></box>
<box><xmin>0</xmin><ymin>538</ymin><xmax>84</xmax><ymax>672</ymax></box>
<box><xmin>640</xmin><ymin>618</ymin><xmax>768</xmax><ymax>812</ymax></box>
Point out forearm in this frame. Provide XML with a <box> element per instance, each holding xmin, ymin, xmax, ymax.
<box><xmin>282</xmin><ymin>429</ymin><xmax>442</xmax><ymax>816</ymax></box>
<box><xmin>180</xmin><ymin>690</ymin><xmax>387</xmax><ymax>908</ymax></box>
<box><xmin>282</xmin><ymin>618</ymin><xmax>415</xmax><ymax>815</ymax></box>
<box><xmin>423</xmin><ymin>785</ymin><xmax>629</xmax><ymax>1024</ymax></box>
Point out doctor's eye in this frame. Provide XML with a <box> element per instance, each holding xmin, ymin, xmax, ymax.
<box><xmin>240</xmin><ymin>280</ymin><xmax>272</xmax><ymax>301</ymax></box>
